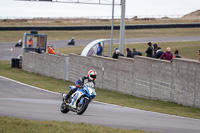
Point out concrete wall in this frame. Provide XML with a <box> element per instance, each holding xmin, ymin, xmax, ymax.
<box><xmin>22</xmin><ymin>52</ymin><xmax>69</xmax><ymax>80</ymax></box>
<box><xmin>22</xmin><ymin>52</ymin><xmax>200</xmax><ymax>108</ymax></box>
<box><xmin>68</xmin><ymin>53</ymin><xmax>200</xmax><ymax>108</ymax></box>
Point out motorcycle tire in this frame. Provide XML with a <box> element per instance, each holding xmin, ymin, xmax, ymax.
<box><xmin>60</xmin><ymin>102</ymin><xmax>69</xmax><ymax>113</ymax></box>
<box><xmin>77</xmin><ymin>98</ymin><xmax>89</xmax><ymax>115</ymax></box>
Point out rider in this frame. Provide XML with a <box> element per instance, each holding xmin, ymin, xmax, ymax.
<box><xmin>63</xmin><ymin>70</ymin><xmax>97</xmax><ymax>101</ymax></box>
<box><xmin>18</xmin><ymin>39</ymin><xmax>22</xmax><ymax>44</ymax></box>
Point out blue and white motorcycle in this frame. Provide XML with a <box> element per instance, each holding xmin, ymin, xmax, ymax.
<box><xmin>60</xmin><ymin>83</ymin><xmax>96</xmax><ymax>115</ymax></box>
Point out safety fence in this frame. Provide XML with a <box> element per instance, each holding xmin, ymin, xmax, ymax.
<box><xmin>1</xmin><ymin>23</ymin><xmax>200</xmax><ymax>31</ymax></box>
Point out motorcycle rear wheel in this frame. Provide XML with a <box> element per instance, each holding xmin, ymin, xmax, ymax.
<box><xmin>77</xmin><ymin>98</ymin><xmax>89</xmax><ymax>115</ymax></box>
<box><xmin>60</xmin><ymin>102</ymin><xmax>69</xmax><ymax>113</ymax></box>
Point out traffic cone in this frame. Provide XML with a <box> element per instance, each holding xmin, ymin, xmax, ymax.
<box><xmin>10</xmin><ymin>48</ymin><xmax>13</xmax><ymax>53</ymax></box>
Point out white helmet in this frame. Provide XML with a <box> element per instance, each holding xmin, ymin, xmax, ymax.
<box><xmin>88</xmin><ymin>70</ymin><xmax>97</xmax><ymax>81</ymax></box>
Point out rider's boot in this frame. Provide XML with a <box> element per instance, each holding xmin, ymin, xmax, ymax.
<box><xmin>63</xmin><ymin>89</ymin><xmax>77</xmax><ymax>101</ymax></box>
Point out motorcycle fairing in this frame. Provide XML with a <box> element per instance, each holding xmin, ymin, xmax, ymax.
<box><xmin>69</xmin><ymin>91</ymin><xmax>83</xmax><ymax>108</ymax></box>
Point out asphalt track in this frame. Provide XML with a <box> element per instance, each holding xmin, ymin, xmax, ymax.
<box><xmin>0</xmin><ymin>76</ymin><xmax>200</xmax><ymax>133</ymax></box>
<box><xmin>0</xmin><ymin>36</ymin><xmax>200</xmax><ymax>60</ymax></box>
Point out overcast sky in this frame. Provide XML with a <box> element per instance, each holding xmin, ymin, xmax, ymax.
<box><xmin>0</xmin><ymin>0</ymin><xmax>200</xmax><ymax>19</ymax></box>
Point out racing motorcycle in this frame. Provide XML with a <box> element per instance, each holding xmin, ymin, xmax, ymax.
<box><xmin>60</xmin><ymin>83</ymin><xmax>96</xmax><ymax>115</ymax></box>
<box><xmin>15</xmin><ymin>41</ymin><xmax>23</xmax><ymax>47</ymax></box>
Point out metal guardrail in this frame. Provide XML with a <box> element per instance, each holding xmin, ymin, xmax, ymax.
<box><xmin>0</xmin><ymin>23</ymin><xmax>200</xmax><ymax>31</ymax></box>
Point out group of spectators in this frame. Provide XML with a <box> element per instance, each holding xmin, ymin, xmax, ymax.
<box><xmin>97</xmin><ymin>42</ymin><xmax>200</xmax><ymax>62</ymax></box>
<box><xmin>111</xmin><ymin>42</ymin><xmax>183</xmax><ymax>61</ymax></box>
<box><xmin>112</xmin><ymin>47</ymin><xmax>143</xmax><ymax>59</ymax></box>
<box><xmin>145</xmin><ymin>42</ymin><xmax>181</xmax><ymax>61</ymax></box>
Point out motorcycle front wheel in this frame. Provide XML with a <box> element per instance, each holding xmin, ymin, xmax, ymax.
<box><xmin>60</xmin><ymin>102</ymin><xmax>69</xmax><ymax>113</ymax></box>
<box><xmin>77</xmin><ymin>98</ymin><xmax>89</xmax><ymax>115</ymax></box>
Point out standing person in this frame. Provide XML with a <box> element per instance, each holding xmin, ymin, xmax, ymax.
<box><xmin>96</xmin><ymin>42</ymin><xmax>103</xmax><ymax>56</ymax></box>
<box><xmin>145</xmin><ymin>42</ymin><xmax>153</xmax><ymax>57</ymax></box>
<box><xmin>155</xmin><ymin>47</ymin><xmax>164</xmax><ymax>59</ymax></box>
<box><xmin>198</xmin><ymin>50</ymin><xmax>200</xmax><ymax>62</ymax></box>
<box><xmin>173</xmin><ymin>50</ymin><xmax>181</xmax><ymax>58</ymax></box>
<box><xmin>131</xmin><ymin>48</ymin><xmax>142</xmax><ymax>58</ymax></box>
<box><xmin>153</xmin><ymin>43</ymin><xmax>158</xmax><ymax>58</ymax></box>
<box><xmin>126</xmin><ymin>48</ymin><xmax>132</xmax><ymax>57</ymax></box>
<box><xmin>160</xmin><ymin>47</ymin><xmax>173</xmax><ymax>61</ymax></box>
<box><xmin>27</xmin><ymin>38</ymin><xmax>33</xmax><ymax>47</ymax></box>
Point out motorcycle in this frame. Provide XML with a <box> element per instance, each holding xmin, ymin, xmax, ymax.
<box><xmin>68</xmin><ymin>39</ymin><xmax>75</xmax><ymax>45</ymax></box>
<box><xmin>61</xmin><ymin>83</ymin><xmax>96</xmax><ymax>115</ymax></box>
<box><xmin>15</xmin><ymin>41</ymin><xmax>23</xmax><ymax>47</ymax></box>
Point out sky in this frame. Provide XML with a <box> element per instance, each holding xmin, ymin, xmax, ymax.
<box><xmin>0</xmin><ymin>0</ymin><xmax>200</xmax><ymax>19</ymax></box>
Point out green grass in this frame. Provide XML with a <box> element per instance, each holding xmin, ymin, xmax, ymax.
<box><xmin>0</xmin><ymin>116</ymin><xmax>151</xmax><ymax>133</ymax></box>
<box><xmin>0</xmin><ymin>28</ymin><xmax>200</xmax><ymax>42</ymax></box>
<box><xmin>0</xmin><ymin>18</ymin><xmax>199</xmax><ymax>26</ymax></box>
<box><xmin>1</xmin><ymin>60</ymin><xmax>200</xmax><ymax>119</ymax></box>
<box><xmin>56</xmin><ymin>41</ymin><xmax>200</xmax><ymax>60</ymax></box>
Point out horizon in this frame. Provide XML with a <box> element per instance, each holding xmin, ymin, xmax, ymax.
<box><xmin>0</xmin><ymin>0</ymin><xmax>200</xmax><ymax>19</ymax></box>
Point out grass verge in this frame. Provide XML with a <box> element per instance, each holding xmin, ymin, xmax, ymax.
<box><xmin>0</xmin><ymin>28</ymin><xmax>200</xmax><ymax>42</ymax></box>
<box><xmin>0</xmin><ymin>116</ymin><xmax>151</xmax><ymax>133</ymax></box>
<box><xmin>0</xmin><ymin>60</ymin><xmax>200</xmax><ymax>119</ymax></box>
<box><xmin>56</xmin><ymin>41</ymin><xmax>200</xmax><ymax>60</ymax></box>
<box><xmin>0</xmin><ymin>18</ymin><xmax>199</xmax><ymax>26</ymax></box>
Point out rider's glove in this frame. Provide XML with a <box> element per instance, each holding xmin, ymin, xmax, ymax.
<box><xmin>76</xmin><ymin>84</ymin><xmax>80</xmax><ymax>88</ymax></box>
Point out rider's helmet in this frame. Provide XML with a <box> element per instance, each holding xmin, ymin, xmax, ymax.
<box><xmin>88</xmin><ymin>70</ymin><xmax>97</xmax><ymax>81</ymax></box>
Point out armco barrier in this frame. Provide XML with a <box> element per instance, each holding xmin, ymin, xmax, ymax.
<box><xmin>1</xmin><ymin>23</ymin><xmax>200</xmax><ymax>31</ymax></box>
<box><xmin>22</xmin><ymin>52</ymin><xmax>200</xmax><ymax>108</ymax></box>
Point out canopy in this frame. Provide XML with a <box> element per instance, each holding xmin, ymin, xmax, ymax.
<box><xmin>81</xmin><ymin>39</ymin><xmax>111</xmax><ymax>57</ymax></box>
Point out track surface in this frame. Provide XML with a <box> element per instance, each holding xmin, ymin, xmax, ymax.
<box><xmin>0</xmin><ymin>36</ymin><xmax>200</xmax><ymax>60</ymax></box>
<box><xmin>0</xmin><ymin>76</ymin><xmax>200</xmax><ymax>133</ymax></box>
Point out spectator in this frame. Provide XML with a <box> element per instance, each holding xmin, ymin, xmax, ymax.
<box><xmin>145</xmin><ymin>42</ymin><xmax>153</xmax><ymax>57</ymax></box>
<box><xmin>153</xmin><ymin>43</ymin><xmax>158</xmax><ymax>58</ymax></box>
<box><xmin>160</xmin><ymin>47</ymin><xmax>173</xmax><ymax>61</ymax></box>
<box><xmin>96</xmin><ymin>42</ymin><xmax>103</xmax><ymax>56</ymax></box>
<box><xmin>112</xmin><ymin>50</ymin><xmax>124</xmax><ymax>59</ymax></box>
<box><xmin>88</xmin><ymin>48</ymin><xmax>95</xmax><ymax>57</ymax></box>
<box><xmin>112</xmin><ymin>50</ymin><xmax>120</xmax><ymax>59</ymax></box>
<box><xmin>173</xmin><ymin>50</ymin><xmax>181</xmax><ymax>58</ymax></box>
<box><xmin>119</xmin><ymin>51</ymin><xmax>125</xmax><ymax>57</ymax></box>
<box><xmin>36</xmin><ymin>46</ymin><xmax>41</xmax><ymax>54</ymax></box>
<box><xmin>154</xmin><ymin>47</ymin><xmax>164</xmax><ymax>59</ymax></box>
<box><xmin>131</xmin><ymin>48</ymin><xmax>142</xmax><ymax>58</ymax></box>
<box><xmin>198</xmin><ymin>50</ymin><xmax>200</xmax><ymax>62</ymax></box>
<box><xmin>126</xmin><ymin>48</ymin><xmax>132</xmax><ymax>57</ymax></box>
<box><xmin>48</xmin><ymin>46</ymin><xmax>56</xmax><ymax>55</ymax></box>
<box><xmin>51</xmin><ymin>46</ymin><xmax>55</xmax><ymax>51</ymax></box>
<box><xmin>28</xmin><ymin>38</ymin><xmax>33</xmax><ymax>47</ymax></box>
